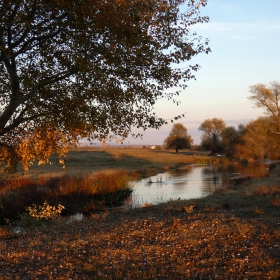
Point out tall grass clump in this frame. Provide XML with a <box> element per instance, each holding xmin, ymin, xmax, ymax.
<box><xmin>0</xmin><ymin>170</ymin><xmax>136</xmax><ymax>224</ymax></box>
<box><xmin>248</xmin><ymin>185</ymin><xmax>280</xmax><ymax>196</ymax></box>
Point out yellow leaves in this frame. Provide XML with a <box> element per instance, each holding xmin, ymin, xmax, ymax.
<box><xmin>17</xmin><ymin>139</ymin><xmax>37</xmax><ymax>171</ymax></box>
<box><xmin>0</xmin><ymin>122</ymin><xmax>78</xmax><ymax>172</ymax></box>
<box><xmin>0</xmin><ymin>0</ymin><xmax>211</xmax><ymax>174</ymax></box>
<box><xmin>27</xmin><ymin>201</ymin><xmax>65</xmax><ymax>221</ymax></box>
<box><xmin>248</xmin><ymin>81</ymin><xmax>280</xmax><ymax>132</ymax></box>
<box><xmin>184</xmin><ymin>204</ymin><xmax>195</xmax><ymax>214</ymax></box>
<box><xmin>10</xmin><ymin>123</ymin><xmax>77</xmax><ymax>171</ymax></box>
<box><xmin>235</xmin><ymin>117</ymin><xmax>280</xmax><ymax>160</ymax></box>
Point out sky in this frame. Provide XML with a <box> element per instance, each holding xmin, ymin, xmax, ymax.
<box><xmin>102</xmin><ymin>0</ymin><xmax>280</xmax><ymax>146</ymax></box>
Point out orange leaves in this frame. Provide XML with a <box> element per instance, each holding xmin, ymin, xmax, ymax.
<box><xmin>10</xmin><ymin>123</ymin><xmax>78</xmax><ymax>171</ymax></box>
<box><xmin>1</xmin><ymin>0</ymin><xmax>210</xmax><ymax>173</ymax></box>
<box><xmin>163</xmin><ymin>123</ymin><xmax>193</xmax><ymax>151</ymax></box>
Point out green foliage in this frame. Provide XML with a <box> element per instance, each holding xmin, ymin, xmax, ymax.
<box><xmin>199</xmin><ymin>120</ymin><xmax>246</xmax><ymax>159</ymax></box>
<box><xmin>164</xmin><ymin>123</ymin><xmax>193</xmax><ymax>152</ymax></box>
<box><xmin>0</xmin><ymin>0</ymin><xmax>210</xmax><ymax>172</ymax></box>
<box><xmin>199</xmin><ymin>134</ymin><xmax>214</xmax><ymax>152</ymax></box>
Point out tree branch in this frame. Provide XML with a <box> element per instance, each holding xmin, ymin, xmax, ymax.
<box><xmin>35</xmin><ymin>69</ymin><xmax>77</xmax><ymax>89</ymax></box>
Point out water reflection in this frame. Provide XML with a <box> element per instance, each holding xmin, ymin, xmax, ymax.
<box><xmin>127</xmin><ymin>163</ymin><xmax>270</xmax><ymax>208</ymax></box>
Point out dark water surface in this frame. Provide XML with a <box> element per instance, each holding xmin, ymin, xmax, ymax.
<box><xmin>127</xmin><ymin>163</ymin><xmax>271</xmax><ymax>208</ymax></box>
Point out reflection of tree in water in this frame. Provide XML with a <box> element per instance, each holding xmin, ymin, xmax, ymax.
<box><xmin>200</xmin><ymin>164</ymin><xmax>269</xmax><ymax>196</ymax></box>
<box><xmin>201</xmin><ymin>166</ymin><xmax>228</xmax><ymax>196</ymax></box>
<box><xmin>202</xmin><ymin>176</ymin><xmax>220</xmax><ymax>195</ymax></box>
<box><xmin>219</xmin><ymin>163</ymin><xmax>268</xmax><ymax>177</ymax></box>
<box><xmin>172</xmin><ymin>177</ymin><xmax>188</xmax><ymax>190</ymax></box>
<box><xmin>131</xmin><ymin>164</ymin><xmax>270</xmax><ymax>207</ymax></box>
<box><xmin>168</xmin><ymin>168</ymin><xmax>192</xmax><ymax>190</ymax></box>
<box><xmin>145</xmin><ymin>174</ymin><xmax>168</xmax><ymax>186</ymax></box>
<box><xmin>234</xmin><ymin>164</ymin><xmax>268</xmax><ymax>177</ymax></box>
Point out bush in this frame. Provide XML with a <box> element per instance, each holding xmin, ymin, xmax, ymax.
<box><xmin>0</xmin><ymin>170</ymin><xmax>134</xmax><ymax>224</ymax></box>
<box><xmin>27</xmin><ymin>201</ymin><xmax>65</xmax><ymax>221</ymax></box>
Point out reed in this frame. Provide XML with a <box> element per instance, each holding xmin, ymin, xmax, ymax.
<box><xmin>1</xmin><ymin>153</ymin><xmax>280</xmax><ymax>279</ymax></box>
<box><xmin>0</xmin><ymin>169</ymin><xmax>136</xmax><ymax>223</ymax></box>
<box><xmin>0</xmin><ymin>148</ymin><xmax>222</xmax><ymax>224</ymax></box>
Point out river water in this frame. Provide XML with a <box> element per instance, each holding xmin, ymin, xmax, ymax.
<box><xmin>126</xmin><ymin>163</ymin><xmax>271</xmax><ymax>208</ymax></box>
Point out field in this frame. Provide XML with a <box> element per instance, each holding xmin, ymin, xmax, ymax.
<box><xmin>0</xmin><ymin>148</ymin><xmax>280</xmax><ymax>279</ymax></box>
<box><xmin>15</xmin><ymin>147</ymin><xmax>226</xmax><ymax>179</ymax></box>
<box><xmin>0</xmin><ymin>148</ymin><xmax>226</xmax><ymax>222</ymax></box>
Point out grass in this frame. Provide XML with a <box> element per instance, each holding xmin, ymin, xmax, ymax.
<box><xmin>0</xmin><ymin>148</ymin><xmax>222</xmax><ymax>223</ymax></box>
<box><xmin>0</xmin><ymin>147</ymin><xmax>221</xmax><ymax>223</ymax></box>
<box><xmin>0</xmin><ymin>147</ymin><xmax>279</xmax><ymax>279</ymax></box>
<box><xmin>12</xmin><ymin>147</ymin><xmax>227</xmax><ymax>180</ymax></box>
<box><xmin>1</xmin><ymin>171</ymin><xmax>280</xmax><ymax>278</ymax></box>
<box><xmin>0</xmin><ymin>169</ymin><xmax>137</xmax><ymax>223</ymax></box>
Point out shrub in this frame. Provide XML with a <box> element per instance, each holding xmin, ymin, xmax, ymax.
<box><xmin>0</xmin><ymin>170</ymin><xmax>134</xmax><ymax>224</ymax></box>
<box><xmin>27</xmin><ymin>201</ymin><xmax>65</xmax><ymax>221</ymax></box>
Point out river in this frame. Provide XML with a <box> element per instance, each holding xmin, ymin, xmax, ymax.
<box><xmin>126</xmin><ymin>162</ymin><xmax>271</xmax><ymax>208</ymax></box>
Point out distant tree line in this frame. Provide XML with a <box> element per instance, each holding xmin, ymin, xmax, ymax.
<box><xmin>164</xmin><ymin>81</ymin><xmax>280</xmax><ymax>161</ymax></box>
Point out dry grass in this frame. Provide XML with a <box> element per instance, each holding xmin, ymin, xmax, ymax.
<box><xmin>0</xmin><ymin>170</ymin><xmax>137</xmax><ymax>223</ymax></box>
<box><xmin>0</xmin><ymin>148</ymin><xmax>222</xmax><ymax>223</ymax></box>
<box><xmin>0</xmin><ymin>165</ymin><xmax>280</xmax><ymax>279</ymax></box>
<box><xmin>247</xmin><ymin>185</ymin><xmax>280</xmax><ymax>196</ymax></box>
<box><xmin>12</xmin><ymin>147</ymin><xmax>225</xmax><ymax>180</ymax></box>
<box><xmin>0</xmin><ymin>148</ymin><xmax>279</xmax><ymax>279</ymax></box>
<box><xmin>0</xmin><ymin>199</ymin><xmax>279</xmax><ymax>279</ymax></box>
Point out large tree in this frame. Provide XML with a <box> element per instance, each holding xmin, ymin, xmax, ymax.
<box><xmin>0</xmin><ymin>0</ymin><xmax>210</xmax><ymax>171</ymax></box>
<box><xmin>236</xmin><ymin>117</ymin><xmax>280</xmax><ymax>161</ymax></box>
<box><xmin>220</xmin><ymin>124</ymin><xmax>246</xmax><ymax>158</ymax></box>
<box><xmin>164</xmin><ymin>123</ymin><xmax>193</xmax><ymax>153</ymax></box>
<box><xmin>248</xmin><ymin>81</ymin><xmax>280</xmax><ymax>133</ymax></box>
<box><xmin>198</xmin><ymin>118</ymin><xmax>226</xmax><ymax>154</ymax></box>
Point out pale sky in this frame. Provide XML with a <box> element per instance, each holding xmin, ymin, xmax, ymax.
<box><xmin>106</xmin><ymin>0</ymin><xmax>280</xmax><ymax>146</ymax></box>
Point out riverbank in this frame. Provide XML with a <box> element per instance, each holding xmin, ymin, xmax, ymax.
<box><xmin>1</xmin><ymin>162</ymin><xmax>279</xmax><ymax>279</ymax></box>
<box><xmin>13</xmin><ymin>148</ymin><xmax>227</xmax><ymax>180</ymax></box>
<box><xmin>0</xmin><ymin>148</ymin><xmax>227</xmax><ymax>223</ymax></box>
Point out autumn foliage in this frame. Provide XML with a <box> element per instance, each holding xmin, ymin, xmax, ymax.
<box><xmin>163</xmin><ymin>123</ymin><xmax>193</xmax><ymax>153</ymax></box>
<box><xmin>0</xmin><ymin>0</ymin><xmax>210</xmax><ymax>171</ymax></box>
